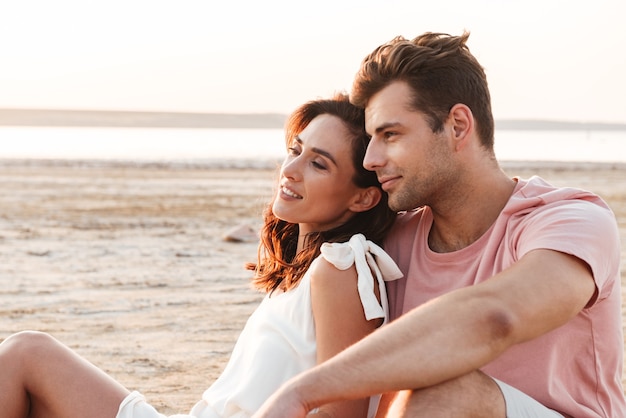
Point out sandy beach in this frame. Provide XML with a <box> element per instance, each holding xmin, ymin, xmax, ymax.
<box><xmin>1</xmin><ymin>159</ymin><xmax>625</xmax><ymax>413</ymax></box>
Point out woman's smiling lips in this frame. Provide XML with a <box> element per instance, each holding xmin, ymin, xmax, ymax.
<box><xmin>281</xmin><ymin>185</ymin><xmax>303</xmax><ymax>199</ymax></box>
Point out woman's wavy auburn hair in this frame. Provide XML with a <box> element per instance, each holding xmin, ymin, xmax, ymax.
<box><xmin>248</xmin><ymin>93</ymin><xmax>396</xmax><ymax>293</ymax></box>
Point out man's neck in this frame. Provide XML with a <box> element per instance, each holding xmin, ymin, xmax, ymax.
<box><xmin>428</xmin><ymin>170</ymin><xmax>516</xmax><ymax>253</ymax></box>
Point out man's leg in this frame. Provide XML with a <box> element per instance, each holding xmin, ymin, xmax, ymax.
<box><xmin>384</xmin><ymin>370</ymin><xmax>564</xmax><ymax>418</ymax></box>
<box><xmin>384</xmin><ymin>370</ymin><xmax>505</xmax><ymax>418</ymax></box>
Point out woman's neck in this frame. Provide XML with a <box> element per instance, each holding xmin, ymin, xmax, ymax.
<box><xmin>296</xmin><ymin>234</ymin><xmax>307</xmax><ymax>253</ymax></box>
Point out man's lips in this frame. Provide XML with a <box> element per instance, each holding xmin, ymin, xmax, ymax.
<box><xmin>378</xmin><ymin>176</ymin><xmax>400</xmax><ymax>192</ymax></box>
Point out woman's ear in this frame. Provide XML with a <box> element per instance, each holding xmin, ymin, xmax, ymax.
<box><xmin>349</xmin><ymin>186</ymin><xmax>382</xmax><ymax>213</ymax></box>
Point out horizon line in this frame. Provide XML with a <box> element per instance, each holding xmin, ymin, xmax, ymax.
<box><xmin>0</xmin><ymin>108</ymin><xmax>625</xmax><ymax>130</ymax></box>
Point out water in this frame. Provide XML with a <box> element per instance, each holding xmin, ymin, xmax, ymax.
<box><xmin>494</xmin><ymin>130</ymin><xmax>626</xmax><ymax>164</ymax></box>
<box><xmin>0</xmin><ymin>126</ymin><xmax>625</xmax><ymax>167</ymax></box>
<box><xmin>0</xmin><ymin>127</ymin><xmax>287</xmax><ymax>168</ymax></box>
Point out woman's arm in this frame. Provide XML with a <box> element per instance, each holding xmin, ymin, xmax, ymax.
<box><xmin>308</xmin><ymin>258</ymin><xmax>383</xmax><ymax>418</ymax></box>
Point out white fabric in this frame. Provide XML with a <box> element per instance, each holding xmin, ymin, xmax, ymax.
<box><xmin>493</xmin><ymin>379</ymin><xmax>564</xmax><ymax>418</ymax></box>
<box><xmin>117</xmin><ymin>233</ymin><xmax>402</xmax><ymax>418</ymax></box>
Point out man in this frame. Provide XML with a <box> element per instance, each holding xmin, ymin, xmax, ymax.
<box><xmin>253</xmin><ymin>32</ymin><xmax>625</xmax><ymax>417</ymax></box>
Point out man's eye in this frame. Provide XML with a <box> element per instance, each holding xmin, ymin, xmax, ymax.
<box><xmin>382</xmin><ymin>131</ymin><xmax>398</xmax><ymax>142</ymax></box>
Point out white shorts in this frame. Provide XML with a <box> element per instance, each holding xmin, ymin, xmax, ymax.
<box><xmin>494</xmin><ymin>379</ymin><xmax>564</xmax><ymax>418</ymax></box>
<box><xmin>117</xmin><ymin>391</ymin><xmax>200</xmax><ymax>418</ymax></box>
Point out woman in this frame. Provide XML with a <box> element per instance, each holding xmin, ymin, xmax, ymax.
<box><xmin>0</xmin><ymin>93</ymin><xmax>401</xmax><ymax>418</ymax></box>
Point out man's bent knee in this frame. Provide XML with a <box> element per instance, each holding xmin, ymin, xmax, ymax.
<box><xmin>389</xmin><ymin>370</ymin><xmax>505</xmax><ymax>418</ymax></box>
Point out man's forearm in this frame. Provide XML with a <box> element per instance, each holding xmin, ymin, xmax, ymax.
<box><xmin>254</xmin><ymin>250</ymin><xmax>594</xmax><ymax>418</ymax></box>
<box><xmin>273</xmin><ymin>286</ymin><xmax>512</xmax><ymax>411</ymax></box>
<box><xmin>287</xmin><ymin>255</ymin><xmax>594</xmax><ymax>414</ymax></box>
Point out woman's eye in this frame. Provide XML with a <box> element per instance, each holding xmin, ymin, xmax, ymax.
<box><xmin>288</xmin><ymin>146</ymin><xmax>301</xmax><ymax>155</ymax></box>
<box><xmin>312</xmin><ymin>161</ymin><xmax>327</xmax><ymax>170</ymax></box>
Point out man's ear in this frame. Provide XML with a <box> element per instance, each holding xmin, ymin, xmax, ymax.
<box><xmin>349</xmin><ymin>186</ymin><xmax>382</xmax><ymax>213</ymax></box>
<box><xmin>449</xmin><ymin>103</ymin><xmax>474</xmax><ymax>151</ymax></box>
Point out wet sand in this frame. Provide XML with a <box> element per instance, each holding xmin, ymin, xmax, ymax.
<box><xmin>0</xmin><ymin>159</ymin><xmax>624</xmax><ymax>413</ymax></box>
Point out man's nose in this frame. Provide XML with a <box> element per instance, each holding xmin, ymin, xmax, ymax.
<box><xmin>363</xmin><ymin>139</ymin><xmax>382</xmax><ymax>172</ymax></box>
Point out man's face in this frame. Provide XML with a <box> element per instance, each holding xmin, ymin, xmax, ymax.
<box><xmin>363</xmin><ymin>81</ymin><xmax>457</xmax><ymax>212</ymax></box>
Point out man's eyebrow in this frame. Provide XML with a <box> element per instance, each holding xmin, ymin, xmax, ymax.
<box><xmin>295</xmin><ymin>136</ymin><xmax>337</xmax><ymax>166</ymax></box>
<box><xmin>372</xmin><ymin>121</ymin><xmax>403</xmax><ymax>135</ymax></box>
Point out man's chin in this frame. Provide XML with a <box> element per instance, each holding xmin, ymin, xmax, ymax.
<box><xmin>388</xmin><ymin>199</ymin><xmax>404</xmax><ymax>212</ymax></box>
<box><xmin>388</xmin><ymin>195</ymin><xmax>419</xmax><ymax>212</ymax></box>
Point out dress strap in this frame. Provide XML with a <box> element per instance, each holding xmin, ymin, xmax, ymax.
<box><xmin>320</xmin><ymin>234</ymin><xmax>403</xmax><ymax>321</ymax></box>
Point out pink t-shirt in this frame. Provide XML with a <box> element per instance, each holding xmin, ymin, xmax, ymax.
<box><xmin>383</xmin><ymin>176</ymin><xmax>625</xmax><ymax>418</ymax></box>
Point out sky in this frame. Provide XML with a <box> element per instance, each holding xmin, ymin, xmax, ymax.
<box><xmin>1</xmin><ymin>0</ymin><xmax>625</xmax><ymax>124</ymax></box>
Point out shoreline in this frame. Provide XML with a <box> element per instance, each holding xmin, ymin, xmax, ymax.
<box><xmin>1</xmin><ymin>157</ymin><xmax>626</xmax><ymax>171</ymax></box>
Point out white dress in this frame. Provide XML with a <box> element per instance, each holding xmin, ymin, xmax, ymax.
<box><xmin>117</xmin><ymin>233</ymin><xmax>403</xmax><ymax>418</ymax></box>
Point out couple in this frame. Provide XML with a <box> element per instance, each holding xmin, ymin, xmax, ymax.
<box><xmin>1</xmin><ymin>32</ymin><xmax>624</xmax><ymax>418</ymax></box>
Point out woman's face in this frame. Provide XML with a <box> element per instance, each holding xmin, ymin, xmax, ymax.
<box><xmin>272</xmin><ymin>114</ymin><xmax>365</xmax><ymax>236</ymax></box>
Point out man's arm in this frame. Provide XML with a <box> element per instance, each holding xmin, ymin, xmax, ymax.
<box><xmin>252</xmin><ymin>249</ymin><xmax>596</xmax><ymax>417</ymax></box>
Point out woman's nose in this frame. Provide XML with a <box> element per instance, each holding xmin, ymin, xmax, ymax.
<box><xmin>281</xmin><ymin>155</ymin><xmax>301</xmax><ymax>181</ymax></box>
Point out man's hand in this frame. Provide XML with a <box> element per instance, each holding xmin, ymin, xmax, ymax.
<box><xmin>252</xmin><ymin>386</ymin><xmax>311</xmax><ymax>418</ymax></box>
